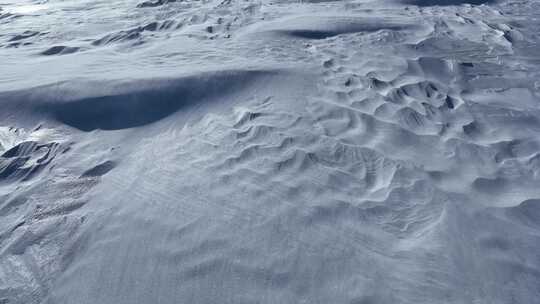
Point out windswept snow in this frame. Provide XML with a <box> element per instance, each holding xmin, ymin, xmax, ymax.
<box><xmin>1</xmin><ymin>0</ymin><xmax>540</xmax><ymax>303</ymax></box>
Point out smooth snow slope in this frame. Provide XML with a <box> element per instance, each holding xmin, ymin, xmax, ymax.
<box><xmin>1</xmin><ymin>0</ymin><xmax>540</xmax><ymax>303</ymax></box>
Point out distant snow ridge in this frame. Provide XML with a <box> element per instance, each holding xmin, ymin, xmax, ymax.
<box><xmin>400</xmin><ymin>0</ymin><xmax>496</xmax><ymax>5</ymax></box>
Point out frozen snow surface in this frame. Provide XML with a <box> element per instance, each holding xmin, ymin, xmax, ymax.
<box><xmin>1</xmin><ymin>0</ymin><xmax>540</xmax><ymax>303</ymax></box>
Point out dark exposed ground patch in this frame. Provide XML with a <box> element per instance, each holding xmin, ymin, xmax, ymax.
<box><xmin>137</xmin><ymin>0</ymin><xmax>179</xmax><ymax>8</ymax></box>
<box><xmin>40</xmin><ymin>45</ymin><xmax>80</xmax><ymax>56</ymax></box>
<box><xmin>81</xmin><ymin>161</ymin><xmax>116</xmax><ymax>178</ymax></box>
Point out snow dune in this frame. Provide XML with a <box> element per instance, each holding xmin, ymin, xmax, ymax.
<box><xmin>1</xmin><ymin>0</ymin><xmax>540</xmax><ymax>303</ymax></box>
<box><xmin>2</xmin><ymin>70</ymin><xmax>276</xmax><ymax>131</ymax></box>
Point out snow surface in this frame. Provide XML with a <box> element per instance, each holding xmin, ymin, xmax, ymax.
<box><xmin>1</xmin><ymin>0</ymin><xmax>540</xmax><ymax>303</ymax></box>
